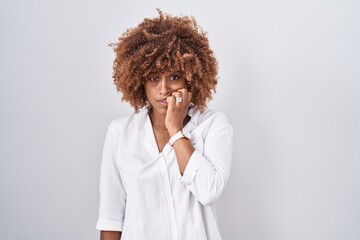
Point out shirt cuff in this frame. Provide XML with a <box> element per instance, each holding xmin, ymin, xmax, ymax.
<box><xmin>178</xmin><ymin>149</ymin><xmax>203</xmax><ymax>185</ymax></box>
<box><xmin>96</xmin><ymin>219</ymin><xmax>123</xmax><ymax>231</ymax></box>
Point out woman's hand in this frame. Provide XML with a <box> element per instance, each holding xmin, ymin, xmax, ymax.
<box><xmin>100</xmin><ymin>231</ymin><xmax>121</xmax><ymax>240</ymax></box>
<box><xmin>165</xmin><ymin>88</ymin><xmax>192</xmax><ymax>136</ymax></box>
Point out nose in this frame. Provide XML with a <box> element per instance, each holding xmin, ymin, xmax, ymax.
<box><xmin>159</xmin><ymin>77</ymin><xmax>170</xmax><ymax>95</ymax></box>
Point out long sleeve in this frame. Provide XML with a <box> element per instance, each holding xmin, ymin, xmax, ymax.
<box><xmin>178</xmin><ymin>112</ymin><xmax>233</xmax><ymax>206</ymax></box>
<box><xmin>96</xmin><ymin>121</ymin><xmax>127</xmax><ymax>231</ymax></box>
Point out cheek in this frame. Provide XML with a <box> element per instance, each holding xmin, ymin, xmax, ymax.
<box><xmin>172</xmin><ymin>80</ymin><xmax>187</xmax><ymax>89</ymax></box>
<box><xmin>143</xmin><ymin>83</ymin><xmax>152</xmax><ymax>94</ymax></box>
<box><xmin>144</xmin><ymin>86</ymin><xmax>156</xmax><ymax>100</ymax></box>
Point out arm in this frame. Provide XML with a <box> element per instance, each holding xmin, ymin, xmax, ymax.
<box><xmin>169</xmin><ymin>132</ymin><xmax>194</xmax><ymax>175</ymax></box>
<box><xmin>96</xmin><ymin>121</ymin><xmax>127</xmax><ymax>233</ymax></box>
<box><xmin>100</xmin><ymin>231</ymin><xmax>122</xmax><ymax>240</ymax></box>
<box><xmin>165</xmin><ymin>89</ymin><xmax>233</xmax><ymax>206</ymax></box>
<box><xmin>166</xmin><ymin>88</ymin><xmax>194</xmax><ymax>175</ymax></box>
<box><xmin>175</xmin><ymin>112</ymin><xmax>233</xmax><ymax>206</ymax></box>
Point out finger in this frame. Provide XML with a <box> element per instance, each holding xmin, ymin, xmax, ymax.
<box><xmin>172</xmin><ymin>91</ymin><xmax>183</xmax><ymax>106</ymax></box>
<box><xmin>176</xmin><ymin>88</ymin><xmax>188</xmax><ymax>105</ymax></box>
<box><xmin>167</xmin><ymin>95</ymin><xmax>176</xmax><ymax>110</ymax></box>
<box><xmin>187</xmin><ymin>91</ymin><xmax>192</xmax><ymax>105</ymax></box>
<box><xmin>171</xmin><ymin>90</ymin><xmax>182</xmax><ymax>97</ymax></box>
<box><xmin>176</xmin><ymin>87</ymin><xmax>187</xmax><ymax>92</ymax></box>
<box><xmin>176</xmin><ymin>88</ymin><xmax>187</xmax><ymax>97</ymax></box>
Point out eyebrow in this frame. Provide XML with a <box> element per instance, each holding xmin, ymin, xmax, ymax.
<box><xmin>147</xmin><ymin>71</ymin><xmax>182</xmax><ymax>75</ymax></box>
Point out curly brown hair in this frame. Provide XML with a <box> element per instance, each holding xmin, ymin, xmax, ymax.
<box><xmin>110</xmin><ymin>8</ymin><xmax>218</xmax><ymax>112</ymax></box>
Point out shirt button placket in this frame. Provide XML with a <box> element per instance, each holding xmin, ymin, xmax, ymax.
<box><xmin>161</xmin><ymin>153</ymin><xmax>179</xmax><ymax>240</ymax></box>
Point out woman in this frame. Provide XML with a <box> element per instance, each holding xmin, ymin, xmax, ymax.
<box><xmin>96</xmin><ymin>9</ymin><xmax>233</xmax><ymax>240</ymax></box>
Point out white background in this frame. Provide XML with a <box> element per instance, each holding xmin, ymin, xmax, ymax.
<box><xmin>0</xmin><ymin>0</ymin><xmax>359</xmax><ymax>239</ymax></box>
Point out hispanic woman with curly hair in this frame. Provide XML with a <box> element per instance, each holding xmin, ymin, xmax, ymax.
<box><xmin>96</xmin><ymin>9</ymin><xmax>233</xmax><ymax>240</ymax></box>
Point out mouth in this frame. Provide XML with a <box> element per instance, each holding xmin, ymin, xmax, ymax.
<box><xmin>158</xmin><ymin>98</ymin><xmax>168</xmax><ymax>106</ymax></box>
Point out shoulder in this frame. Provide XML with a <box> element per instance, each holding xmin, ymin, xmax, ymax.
<box><xmin>108</xmin><ymin>108</ymin><xmax>148</xmax><ymax>136</ymax></box>
<box><xmin>196</xmin><ymin>107</ymin><xmax>231</xmax><ymax>126</ymax></box>
<box><xmin>190</xmin><ymin>107</ymin><xmax>232</xmax><ymax>138</ymax></box>
<box><xmin>190</xmin><ymin>107</ymin><xmax>233</xmax><ymax>141</ymax></box>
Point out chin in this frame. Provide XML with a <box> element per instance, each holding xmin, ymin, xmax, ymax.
<box><xmin>152</xmin><ymin>105</ymin><xmax>168</xmax><ymax>113</ymax></box>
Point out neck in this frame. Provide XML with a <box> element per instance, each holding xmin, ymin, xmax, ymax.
<box><xmin>148</xmin><ymin>107</ymin><xmax>192</xmax><ymax>131</ymax></box>
<box><xmin>149</xmin><ymin>108</ymin><xmax>167</xmax><ymax>129</ymax></box>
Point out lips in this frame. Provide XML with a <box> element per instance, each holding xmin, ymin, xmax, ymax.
<box><xmin>158</xmin><ymin>98</ymin><xmax>168</xmax><ymax>106</ymax></box>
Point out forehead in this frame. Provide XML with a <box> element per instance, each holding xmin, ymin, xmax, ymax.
<box><xmin>146</xmin><ymin>68</ymin><xmax>182</xmax><ymax>75</ymax></box>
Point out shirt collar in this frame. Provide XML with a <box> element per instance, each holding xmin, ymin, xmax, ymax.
<box><xmin>133</xmin><ymin>105</ymin><xmax>201</xmax><ymax>130</ymax></box>
<box><xmin>186</xmin><ymin>106</ymin><xmax>200</xmax><ymax>128</ymax></box>
<box><xmin>133</xmin><ymin>107</ymin><xmax>149</xmax><ymax>128</ymax></box>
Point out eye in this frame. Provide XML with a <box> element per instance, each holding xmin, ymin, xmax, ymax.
<box><xmin>170</xmin><ymin>74</ymin><xmax>181</xmax><ymax>81</ymax></box>
<box><xmin>147</xmin><ymin>74</ymin><xmax>159</xmax><ymax>82</ymax></box>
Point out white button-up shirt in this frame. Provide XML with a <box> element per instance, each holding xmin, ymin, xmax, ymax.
<box><xmin>96</xmin><ymin>107</ymin><xmax>233</xmax><ymax>240</ymax></box>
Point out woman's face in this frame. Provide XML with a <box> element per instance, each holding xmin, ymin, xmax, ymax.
<box><xmin>144</xmin><ymin>71</ymin><xmax>187</xmax><ymax>114</ymax></box>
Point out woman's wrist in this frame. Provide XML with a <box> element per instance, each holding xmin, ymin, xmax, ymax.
<box><xmin>168</xmin><ymin>129</ymin><xmax>192</xmax><ymax>146</ymax></box>
<box><xmin>168</xmin><ymin>128</ymin><xmax>182</xmax><ymax>137</ymax></box>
